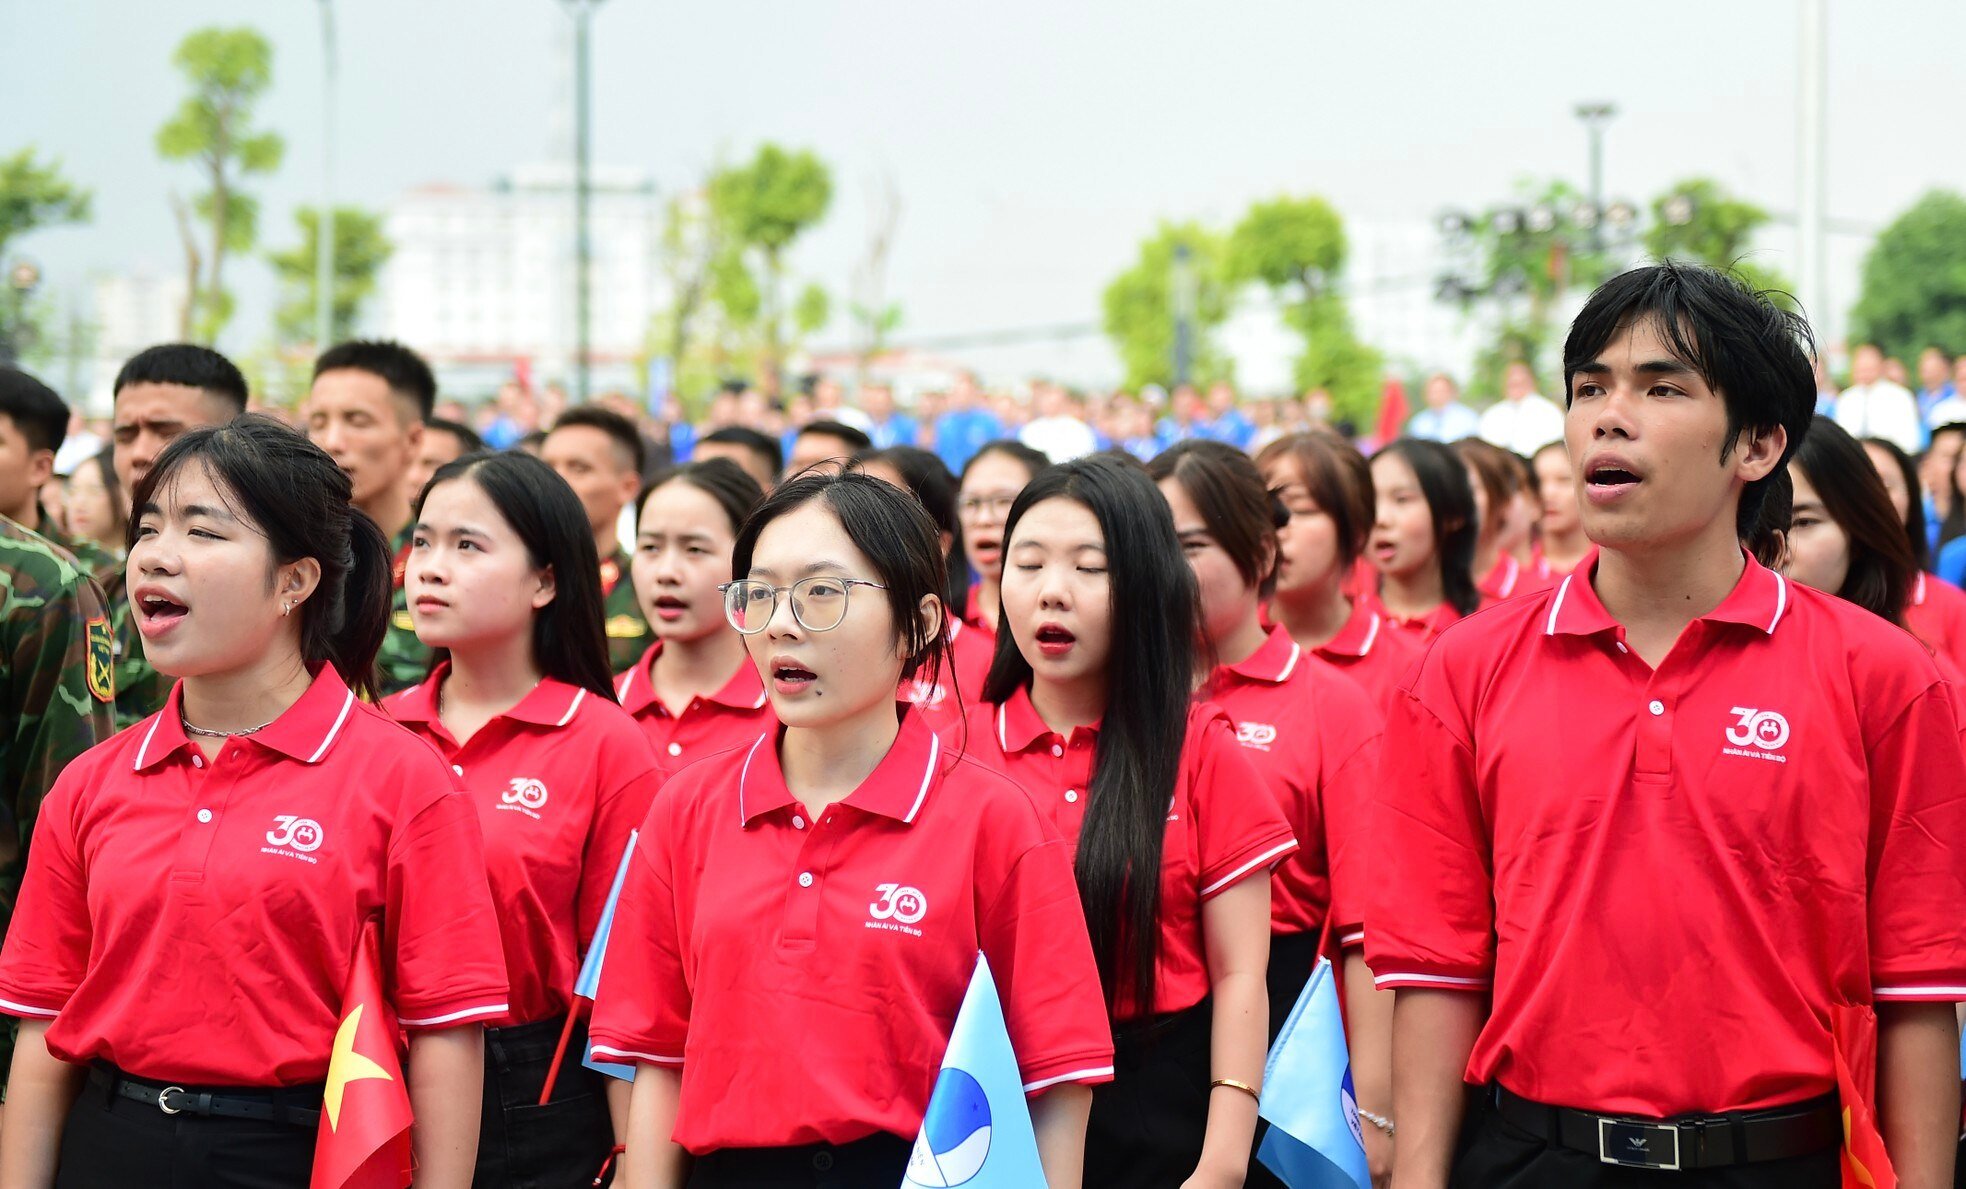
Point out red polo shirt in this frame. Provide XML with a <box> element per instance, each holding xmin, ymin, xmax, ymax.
<box><xmin>388</xmin><ymin>667</ymin><xmax>663</xmax><ymax>1026</ymax></box>
<box><xmin>1530</xmin><ymin>542</ymin><xmax>1582</xmax><ymax>581</ymax></box>
<box><xmin>1361</xmin><ymin>589</ymin><xmax>1462</xmax><ymax>644</ymax></box>
<box><xmin>0</xmin><ymin>667</ymin><xmax>509</xmax><ymax>1086</ymax></box>
<box><xmin>1366</xmin><ymin>550</ymin><xmax>1966</xmax><ymax>1116</ymax></box>
<box><xmin>586</xmin><ymin>712</ymin><xmax>1113</xmax><ymax>1153</ymax></box>
<box><xmin>967</xmin><ymin>689</ymin><xmax>1297</xmax><ymax>1020</ymax></box>
<box><xmin>1476</xmin><ymin>553</ymin><xmax>1553</xmax><ymax>609</ymax></box>
<box><xmin>1309</xmin><ymin>597</ymin><xmax>1424</xmax><ymax>716</ymax></box>
<box><xmin>617</xmin><ymin>642</ymin><xmax>775</xmax><ymax>776</ymax></box>
<box><xmin>902</xmin><ymin>619</ymin><xmax>998</xmax><ymax>743</ymax></box>
<box><xmin>1201</xmin><ymin>628</ymin><xmax>1381</xmax><ymax>944</ymax></box>
<box><xmin>1905</xmin><ymin>571</ymin><xmax>1966</xmax><ymax>673</ymax></box>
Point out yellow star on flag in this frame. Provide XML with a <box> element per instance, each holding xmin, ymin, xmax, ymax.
<box><xmin>323</xmin><ymin>1003</ymin><xmax>395</xmax><ymax>1131</ymax></box>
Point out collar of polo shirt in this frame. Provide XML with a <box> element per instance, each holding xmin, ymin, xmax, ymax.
<box><xmin>735</xmin><ymin>711</ymin><xmax>942</xmax><ymax>827</ymax></box>
<box><xmin>1544</xmin><ymin>549</ymin><xmax>1791</xmax><ymax>639</ymax></box>
<box><xmin>615</xmin><ymin>642</ymin><xmax>768</xmax><ymax>717</ymax></box>
<box><xmin>995</xmin><ymin>684</ymin><xmax>1102</xmax><ymax>755</ymax></box>
<box><xmin>1217</xmin><ymin>626</ymin><xmax>1303</xmax><ymax>686</ymax></box>
<box><xmin>133</xmin><ymin>666</ymin><xmax>358</xmax><ymax>771</ymax></box>
<box><xmin>1318</xmin><ymin>600</ymin><xmax>1384</xmax><ymax>660</ymax></box>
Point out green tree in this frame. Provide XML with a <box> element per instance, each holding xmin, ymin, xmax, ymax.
<box><xmin>1101</xmin><ymin>221</ymin><xmax>1234</xmax><ymax>389</ymax></box>
<box><xmin>156</xmin><ymin>26</ymin><xmax>284</xmax><ymax>344</ymax></box>
<box><xmin>267</xmin><ymin>206</ymin><xmax>392</xmax><ymax>347</ymax></box>
<box><xmin>646</xmin><ymin>189</ymin><xmax>729</xmax><ymax>415</ymax></box>
<box><xmin>0</xmin><ymin>149</ymin><xmax>93</xmax><ymax>364</ymax></box>
<box><xmin>1645</xmin><ymin>177</ymin><xmax>1792</xmax><ymax>302</ymax></box>
<box><xmin>1228</xmin><ymin>195</ymin><xmax>1382</xmax><ymax>424</ymax></box>
<box><xmin>706</xmin><ymin>144</ymin><xmax>834</xmax><ymax>389</ymax></box>
<box><xmin>1848</xmin><ymin>190</ymin><xmax>1966</xmax><ymax>363</ymax></box>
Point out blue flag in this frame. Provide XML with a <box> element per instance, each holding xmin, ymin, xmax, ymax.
<box><xmin>901</xmin><ymin>953</ymin><xmax>1048</xmax><ymax>1189</ymax></box>
<box><xmin>1256</xmin><ymin>956</ymin><xmax>1370</xmax><ymax>1189</ymax></box>
<box><xmin>578</xmin><ymin>830</ymin><xmax>638</xmax><ymax>1082</ymax></box>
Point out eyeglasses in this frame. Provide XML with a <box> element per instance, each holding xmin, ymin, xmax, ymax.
<box><xmin>958</xmin><ymin>494</ymin><xmax>1018</xmax><ymax>519</ymax></box>
<box><xmin>718</xmin><ymin>576</ymin><xmax>888</xmax><ymax>635</ymax></box>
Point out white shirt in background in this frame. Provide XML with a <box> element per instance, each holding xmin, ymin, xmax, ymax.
<box><xmin>1834</xmin><ymin>381</ymin><xmax>1921</xmax><ymax>454</ymax></box>
<box><xmin>1476</xmin><ymin>394</ymin><xmax>1567</xmax><ymax>456</ymax></box>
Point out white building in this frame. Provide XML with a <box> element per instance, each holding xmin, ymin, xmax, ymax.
<box><xmin>77</xmin><ymin>271</ymin><xmax>189</xmax><ymax>413</ymax></box>
<box><xmin>377</xmin><ymin>163</ymin><xmax>666</xmax><ymax>398</ymax></box>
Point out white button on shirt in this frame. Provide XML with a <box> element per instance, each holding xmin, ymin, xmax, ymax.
<box><xmin>667</xmin><ymin>742</ymin><xmax>682</xmax><ymax>757</ymax></box>
<box><xmin>196</xmin><ymin>809</ymin><xmax>213</xmax><ymax>824</ymax></box>
<box><xmin>798</xmin><ymin>872</ymin><xmax>814</xmax><ymax>888</ymax></box>
<box><xmin>1648</xmin><ymin>700</ymin><xmax>1665</xmax><ymax>716</ymax></box>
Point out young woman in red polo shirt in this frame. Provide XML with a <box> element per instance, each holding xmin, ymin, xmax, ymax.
<box><xmin>955</xmin><ymin>439</ymin><xmax>1049</xmax><ymax>633</ymax></box>
<box><xmin>1254</xmin><ymin>431</ymin><xmax>1422</xmax><ymax>711</ymax></box>
<box><xmin>859</xmin><ymin>446</ymin><xmax>995</xmax><ymax>730</ymax></box>
<box><xmin>1365</xmin><ymin>439</ymin><xmax>1480</xmax><ymax>642</ymax></box>
<box><xmin>1455</xmin><ymin>437</ymin><xmax>1551</xmax><ymax>607</ymax></box>
<box><xmin>1149</xmin><ymin>440</ymin><xmax>1397</xmax><ymax>1186</ymax></box>
<box><xmin>1857</xmin><ymin>434</ymin><xmax>1966</xmax><ymax>670</ymax></box>
<box><xmin>618</xmin><ymin>460</ymin><xmax>773</xmax><ymax>774</ymax></box>
<box><xmin>0</xmin><ymin>415</ymin><xmax>506</xmax><ymax>1189</ymax></box>
<box><xmin>590</xmin><ymin>470</ymin><xmax>1113</xmax><ymax>1189</ymax></box>
<box><xmin>967</xmin><ymin>454</ymin><xmax>1297</xmax><ymax>1188</ymax></box>
<box><xmin>1530</xmin><ymin>440</ymin><xmax>1590</xmax><ymax>579</ymax></box>
<box><xmin>392</xmin><ymin>450</ymin><xmax>663</xmax><ymax>1185</ymax></box>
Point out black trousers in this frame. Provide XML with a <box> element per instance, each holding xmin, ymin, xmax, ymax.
<box><xmin>1451</xmin><ymin>1088</ymin><xmax>1841</xmax><ymax>1188</ymax></box>
<box><xmin>1085</xmin><ymin>997</ymin><xmax>1214</xmax><ymax>1188</ymax></box>
<box><xmin>685</xmin><ymin>1132</ymin><xmax>912</xmax><ymax>1188</ymax></box>
<box><xmin>55</xmin><ymin>1068</ymin><xmax>318</xmax><ymax>1189</ymax></box>
<box><xmin>1248</xmin><ymin>929</ymin><xmax>1324</xmax><ymax>1189</ymax></box>
<box><xmin>473</xmin><ymin>1015</ymin><xmax>615</xmax><ymax>1189</ymax></box>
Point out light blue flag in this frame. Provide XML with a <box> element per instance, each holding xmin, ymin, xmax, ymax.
<box><xmin>1256</xmin><ymin>956</ymin><xmax>1371</xmax><ymax>1189</ymax></box>
<box><xmin>578</xmin><ymin>830</ymin><xmax>638</xmax><ymax>1082</ymax></box>
<box><xmin>901</xmin><ymin>953</ymin><xmax>1048</xmax><ymax>1189</ymax></box>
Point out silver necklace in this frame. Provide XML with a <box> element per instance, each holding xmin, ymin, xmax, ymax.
<box><xmin>181</xmin><ymin>713</ymin><xmax>276</xmax><ymax>738</ymax></box>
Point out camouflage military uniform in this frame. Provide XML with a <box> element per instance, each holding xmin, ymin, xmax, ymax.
<box><xmin>601</xmin><ymin>549</ymin><xmax>650</xmax><ymax>674</ymax></box>
<box><xmin>376</xmin><ymin>526</ymin><xmax>433</xmax><ymax>694</ymax></box>
<box><xmin>1</xmin><ymin>517</ymin><xmax>116</xmax><ymax>1082</ymax></box>
<box><xmin>33</xmin><ymin>508</ymin><xmax>160</xmax><ymax>729</ymax></box>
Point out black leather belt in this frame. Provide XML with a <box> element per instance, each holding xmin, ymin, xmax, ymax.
<box><xmin>91</xmin><ymin>1066</ymin><xmax>322</xmax><ymax>1128</ymax></box>
<box><xmin>1491</xmin><ymin>1084</ymin><xmax>1842</xmax><ymax>1171</ymax></box>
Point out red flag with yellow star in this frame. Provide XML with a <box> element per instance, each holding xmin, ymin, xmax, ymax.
<box><xmin>1830</xmin><ymin>1003</ymin><xmax>1896</xmax><ymax>1189</ymax></box>
<box><xmin>311</xmin><ymin>924</ymin><xmax>414</xmax><ymax>1189</ymax></box>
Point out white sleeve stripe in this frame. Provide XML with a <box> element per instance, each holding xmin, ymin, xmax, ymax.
<box><xmin>589</xmin><ymin>1043</ymin><xmax>684</xmax><ymax>1066</ymax></box>
<box><xmin>1021</xmin><ymin>1065</ymin><xmax>1115</xmax><ymax>1093</ymax></box>
<box><xmin>0</xmin><ymin>996</ymin><xmax>62</xmax><ymax>1018</ymax></box>
<box><xmin>1874</xmin><ymin>984</ymin><xmax>1966</xmax><ymax>997</ymax></box>
<box><xmin>1339</xmin><ymin>930</ymin><xmax>1365</xmax><ymax>944</ymax></box>
<box><xmin>398</xmin><ymin>1001</ymin><xmax>508</xmax><ymax>1027</ymax></box>
<box><xmin>1372</xmin><ymin>972</ymin><xmax>1490</xmax><ymax>989</ymax></box>
<box><xmin>1199</xmin><ymin>840</ymin><xmax>1298</xmax><ymax>897</ymax></box>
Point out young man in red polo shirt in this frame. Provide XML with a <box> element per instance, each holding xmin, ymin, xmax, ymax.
<box><xmin>1369</xmin><ymin>262</ymin><xmax>1966</xmax><ymax>1188</ymax></box>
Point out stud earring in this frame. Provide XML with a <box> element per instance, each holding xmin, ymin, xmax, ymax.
<box><xmin>281</xmin><ymin>601</ymin><xmax>293</xmax><ymax>617</ymax></box>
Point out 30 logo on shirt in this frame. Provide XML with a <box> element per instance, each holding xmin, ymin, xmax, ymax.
<box><xmin>499</xmin><ymin>778</ymin><xmax>550</xmax><ymax>820</ymax></box>
<box><xmin>263</xmin><ymin>815</ymin><xmax>326</xmax><ymax>864</ymax></box>
<box><xmin>1722</xmin><ymin>707</ymin><xmax>1790</xmax><ymax>764</ymax></box>
<box><xmin>1234</xmin><ymin>721</ymin><xmax>1278</xmax><ymax>751</ymax></box>
<box><xmin>867</xmin><ymin>882</ymin><xmax>928</xmax><ymax>937</ymax></box>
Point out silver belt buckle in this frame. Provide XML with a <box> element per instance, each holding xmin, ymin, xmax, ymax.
<box><xmin>1597</xmin><ymin>1117</ymin><xmax>1681</xmax><ymax>1170</ymax></box>
<box><xmin>156</xmin><ymin>1085</ymin><xmax>186</xmax><ymax>1115</ymax></box>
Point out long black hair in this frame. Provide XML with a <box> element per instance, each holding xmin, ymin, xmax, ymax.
<box><xmin>1376</xmin><ymin>438</ymin><xmax>1480</xmax><ymax>616</ymax></box>
<box><xmin>731</xmin><ymin>469</ymin><xmax>950</xmax><ymax>688</ymax></box>
<box><xmin>415</xmin><ymin>451</ymin><xmax>616</xmax><ymax>700</ymax></box>
<box><xmin>1858</xmin><ymin>436</ymin><xmax>1930</xmax><ymax>571</ymax></box>
<box><xmin>129</xmin><ymin>413</ymin><xmax>392</xmax><ymax>698</ymax></box>
<box><xmin>1793</xmin><ymin>417</ymin><xmax>1917</xmax><ymax>626</ymax></box>
<box><xmin>862</xmin><ymin>445</ymin><xmax>969</xmax><ymax>614</ymax></box>
<box><xmin>982</xmin><ymin>455</ymin><xmax>1197</xmax><ymax>1015</ymax></box>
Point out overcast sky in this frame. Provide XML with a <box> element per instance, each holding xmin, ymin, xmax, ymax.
<box><xmin>5</xmin><ymin>0</ymin><xmax>1963</xmax><ymax>381</ymax></box>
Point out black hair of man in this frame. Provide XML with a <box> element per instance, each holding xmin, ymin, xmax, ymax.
<box><xmin>1562</xmin><ymin>261</ymin><xmax>1815</xmax><ymax>540</ymax></box>
<box><xmin>798</xmin><ymin>419</ymin><xmax>873</xmax><ymax>452</ymax></box>
<box><xmin>312</xmin><ymin>339</ymin><xmax>437</xmax><ymax>423</ymax></box>
<box><xmin>112</xmin><ymin>343</ymin><xmax>248</xmax><ymax>415</ymax></box>
<box><xmin>551</xmin><ymin>404</ymin><xmax>646</xmax><ymax>475</ymax></box>
<box><xmin>424</xmin><ymin>417</ymin><xmax>484</xmax><ymax>454</ymax></box>
<box><xmin>698</xmin><ymin>425</ymin><xmax>783</xmax><ymax>475</ymax></box>
<box><xmin>0</xmin><ymin>367</ymin><xmax>68</xmax><ymax>454</ymax></box>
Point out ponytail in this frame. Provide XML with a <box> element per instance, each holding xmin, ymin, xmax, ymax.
<box><xmin>318</xmin><ymin>510</ymin><xmax>393</xmax><ymax>700</ymax></box>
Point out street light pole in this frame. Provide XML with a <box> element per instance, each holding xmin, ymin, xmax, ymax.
<box><xmin>317</xmin><ymin>0</ymin><xmax>337</xmax><ymax>353</ymax></box>
<box><xmin>561</xmin><ymin>0</ymin><xmax>602</xmax><ymax>405</ymax></box>
<box><xmin>1574</xmin><ymin>102</ymin><xmax>1617</xmax><ymax>254</ymax></box>
<box><xmin>1171</xmin><ymin>240</ymin><xmax>1196</xmax><ymax>387</ymax></box>
<box><xmin>1797</xmin><ymin>0</ymin><xmax>1829</xmax><ymax>334</ymax></box>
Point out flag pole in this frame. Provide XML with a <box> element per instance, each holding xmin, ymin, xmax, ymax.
<box><xmin>538</xmin><ymin>1003</ymin><xmax>583</xmax><ymax>1106</ymax></box>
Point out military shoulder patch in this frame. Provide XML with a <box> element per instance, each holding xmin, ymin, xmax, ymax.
<box><xmin>392</xmin><ymin>609</ymin><xmax>417</xmax><ymax>631</ymax></box>
<box><xmin>86</xmin><ymin>614</ymin><xmax>115</xmax><ymax>703</ymax></box>
<box><xmin>605</xmin><ymin>613</ymin><xmax>648</xmax><ymax>639</ymax></box>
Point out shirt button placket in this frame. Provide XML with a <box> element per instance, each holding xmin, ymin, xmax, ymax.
<box><xmin>1637</xmin><ymin>691</ymin><xmax>1674</xmax><ymax>775</ymax></box>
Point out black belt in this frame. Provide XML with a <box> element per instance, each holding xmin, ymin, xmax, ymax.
<box><xmin>1491</xmin><ymin>1084</ymin><xmax>1841</xmax><ymax>1171</ymax></box>
<box><xmin>91</xmin><ymin>1065</ymin><xmax>322</xmax><ymax>1129</ymax></box>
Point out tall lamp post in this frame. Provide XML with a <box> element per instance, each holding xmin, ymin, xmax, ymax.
<box><xmin>0</xmin><ymin>260</ymin><xmax>40</xmax><ymax>368</ymax></box>
<box><xmin>316</xmin><ymin>0</ymin><xmax>338</xmax><ymax>353</ymax></box>
<box><xmin>560</xmin><ymin>0</ymin><xmax>604</xmax><ymax>404</ymax></box>
<box><xmin>1574</xmin><ymin>102</ymin><xmax>1617</xmax><ymax>254</ymax></box>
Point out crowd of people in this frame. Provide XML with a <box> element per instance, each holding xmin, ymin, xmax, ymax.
<box><xmin>0</xmin><ymin>259</ymin><xmax>1962</xmax><ymax>1189</ymax></box>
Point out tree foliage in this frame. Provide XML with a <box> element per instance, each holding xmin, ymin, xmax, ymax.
<box><xmin>0</xmin><ymin>148</ymin><xmax>93</xmax><ymax>262</ymax></box>
<box><xmin>1645</xmin><ymin>177</ymin><xmax>1793</xmax><ymax>309</ymax></box>
<box><xmin>1848</xmin><ymin>190</ymin><xmax>1966</xmax><ymax>363</ymax></box>
<box><xmin>706</xmin><ymin>144</ymin><xmax>834</xmax><ymax>388</ymax></box>
<box><xmin>266</xmin><ymin>206</ymin><xmax>393</xmax><ymax>347</ymax></box>
<box><xmin>1101</xmin><ymin>221</ymin><xmax>1234</xmax><ymax>389</ymax></box>
<box><xmin>1228</xmin><ymin>195</ymin><xmax>1381</xmax><ymax>424</ymax></box>
<box><xmin>155</xmin><ymin>26</ymin><xmax>284</xmax><ymax>343</ymax></box>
